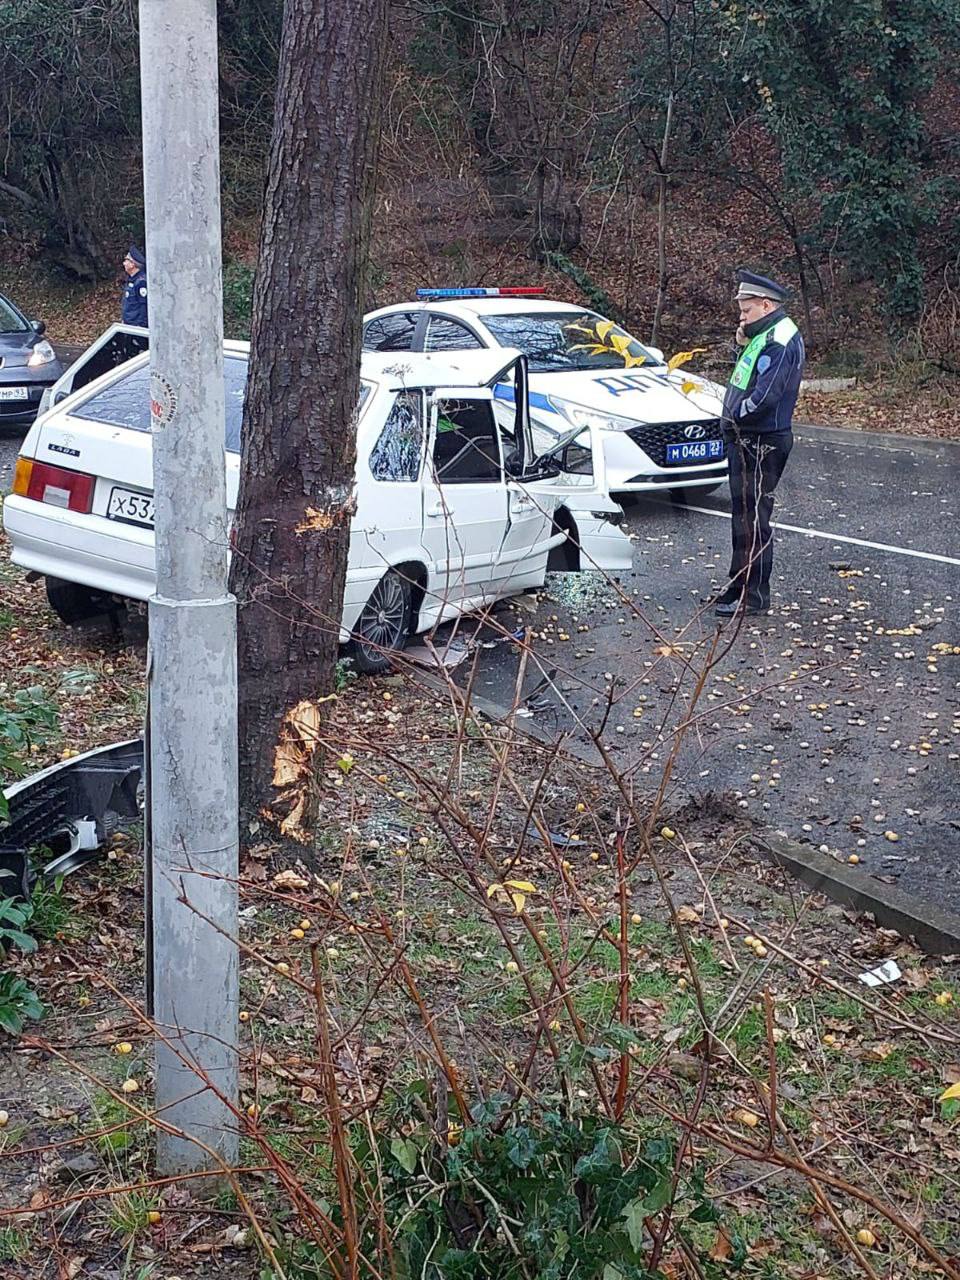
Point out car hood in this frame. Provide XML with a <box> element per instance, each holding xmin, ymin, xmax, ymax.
<box><xmin>0</xmin><ymin>331</ymin><xmax>43</xmax><ymax>368</ymax></box>
<box><xmin>526</xmin><ymin>366</ymin><xmax>725</xmax><ymax>425</ymax></box>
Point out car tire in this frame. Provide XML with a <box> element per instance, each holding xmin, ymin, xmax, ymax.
<box><xmin>44</xmin><ymin>577</ymin><xmax>109</xmax><ymax>625</ymax></box>
<box><xmin>351</xmin><ymin>569</ymin><xmax>413</xmax><ymax>675</ymax></box>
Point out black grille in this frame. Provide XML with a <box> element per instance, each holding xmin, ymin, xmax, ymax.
<box><xmin>625</xmin><ymin>418</ymin><xmax>724</xmax><ymax>468</ymax></box>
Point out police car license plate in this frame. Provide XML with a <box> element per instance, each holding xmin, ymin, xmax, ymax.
<box><xmin>0</xmin><ymin>387</ymin><xmax>29</xmax><ymax>401</ymax></box>
<box><xmin>665</xmin><ymin>439</ymin><xmax>723</xmax><ymax>465</ymax></box>
<box><xmin>107</xmin><ymin>486</ymin><xmax>155</xmax><ymax>527</ymax></box>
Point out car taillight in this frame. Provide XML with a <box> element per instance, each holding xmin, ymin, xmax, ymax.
<box><xmin>12</xmin><ymin>458</ymin><xmax>94</xmax><ymax>514</ymax></box>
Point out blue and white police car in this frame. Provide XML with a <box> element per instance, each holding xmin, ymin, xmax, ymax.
<box><xmin>363</xmin><ymin>289</ymin><xmax>727</xmax><ymax>498</ymax></box>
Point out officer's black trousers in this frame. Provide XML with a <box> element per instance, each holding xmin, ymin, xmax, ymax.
<box><xmin>721</xmin><ymin>429</ymin><xmax>793</xmax><ymax>610</ymax></box>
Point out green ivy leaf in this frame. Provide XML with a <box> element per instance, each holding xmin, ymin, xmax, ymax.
<box><xmin>390</xmin><ymin>1137</ymin><xmax>419</xmax><ymax>1175</ymax></box>
<box><xmin>621</xmin><ymin>1198</ymin><xmax>646</xmax><ymax>1251</ymax></box>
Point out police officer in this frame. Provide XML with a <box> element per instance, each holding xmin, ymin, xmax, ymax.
<box><xmin>714</xmin><ymin>269</ymin><xmax>805</xmax><ymax>618</ymax></box>
<box><xmin>121</xmin><ymin>246</ymin><xmax>148</xmax><ymax>327</ymax></box>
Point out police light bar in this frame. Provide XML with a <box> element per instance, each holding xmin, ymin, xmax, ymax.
<box><xmin>415</xmin><ymin>287</ymin><xmax>546</xmax><ymax>299</ymax></box>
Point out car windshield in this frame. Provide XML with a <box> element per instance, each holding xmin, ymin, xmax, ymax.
<box><xmin>0</xmin><ymin>295</ymin><xmax>29</xmax><ymax>336</ymax></box>
<box><xmin>481</xmin><ymin>311</ymin><xmax>658</xmax><ymax>373</ymax></box>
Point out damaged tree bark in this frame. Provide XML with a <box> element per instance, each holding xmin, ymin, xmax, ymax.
<box><xmin>229</xmin><ymin>0</ymin><xmax>388</xmax><ymax>840</ymax></box>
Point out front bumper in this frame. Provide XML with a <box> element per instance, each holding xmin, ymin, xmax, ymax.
<box><xmin>597</xmin><ymin>421</ymin><xmax>728</xmax><ymax>493</ymax></box>
<box><xmin>0</xmin><ymin>364</ymin><xmax>64</xmax><ymax>428</ymax></box>
<box><xmin>572</xmin><ymin>515</ymin><xmax>635</xmax><ymax>573</ymax></box>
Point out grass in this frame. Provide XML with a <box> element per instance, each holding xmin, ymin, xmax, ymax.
<box><xmin>0</xmin><ymin>1225</ymin><xmax>32</xmax><ymax>1262</ymax></box>
<box><xmin>104</xmin><ymin>1190</ymin><xmax>157</xmax><ymax>1240</ymax></box>
<box><xmin>89</xmin><ymin>1088</ymin><xmax>142</xmax><ymax>1155</ymax></box>
<box><xmin>817</xmin><ymin>993</ymin><xmax>867</xmax><ymax>1022</ymax></box>
<box><xmin>27</xmin><ymin>874</ymin><xmax>76</xmax><ymax>941</ymax></box>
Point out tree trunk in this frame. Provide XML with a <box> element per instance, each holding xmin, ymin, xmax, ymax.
<box><xmin>650</xmin><ymin>90</ymin><xmax>674</xmax><ymax>349</ymax></box>
<box><xmin>229</xmin><ymin>0</ymin><xmax>387</xmax><ymax>843</ymax></box>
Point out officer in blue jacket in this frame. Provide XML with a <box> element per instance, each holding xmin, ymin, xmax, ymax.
<box><xmin>121</xmin><ymin>246</ymin><xmax>148</xmax><ymax>327</ymax></box>
<box><xmin>714</xmin><ymin>270</ymin><xmax>805</xmax><ymax>618</ymax></box>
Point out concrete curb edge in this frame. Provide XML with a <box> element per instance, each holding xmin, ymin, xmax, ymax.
<box><xmin>413</xmin><ymin>671</ymin><xmax>960</xmax><ymax>956</ymax></box>
<box><xmin>756</xmin><ymin>832</ymin><xmax>960</xmax><ymax>956</ymax></box>
<box><xmin>794</xmin><ymin>419</ymin><xmax>960</xmax><ymax>459</ymax></box>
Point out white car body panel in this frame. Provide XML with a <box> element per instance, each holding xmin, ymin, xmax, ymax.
<box><xmin>364</xmin><ymin>298</ymin><xmax>729</xmax><ymax>494</ymax></box>
<box><xmin>4</xmin><ymin>336</ymin><xmax>634</xmax><ymax>647</ymax></box>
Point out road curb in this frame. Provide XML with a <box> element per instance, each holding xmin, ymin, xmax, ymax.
<box><xmin>747</xmin><ymin>832</ymin><xmax>960</xmax><ymax>956</ymax></box>
<box><xmin>794</xmin><ymin>418</ymin><xmax>960</xmax><ymax>459</ymax></box>
<box><xmin>415</xmin><ymin>673</ymin><xmax>960</xmax><ymax>956</ymax></box>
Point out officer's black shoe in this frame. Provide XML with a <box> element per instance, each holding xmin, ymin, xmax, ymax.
<box><xmin>705</xmin><ymin>588</ymin><xmax>738</xmax><ymax>607</ymax></box>
<box><xmin>714</xmin><ymin>598</ymin><xmax>768</xmax><ymax>618</ymax></box>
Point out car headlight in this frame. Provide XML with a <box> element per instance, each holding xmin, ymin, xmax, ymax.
<box><xmin>547</xmin><ymin>396</ymin><xmax>641</xmax><ymax>433</ymax></box>
<box><xmin>27</xmin><ymin>340</ymin><xmax>56</xmax><ymax>368</ymax></box>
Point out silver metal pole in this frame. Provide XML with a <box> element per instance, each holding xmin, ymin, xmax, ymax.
<box><xmin>139</xmin><ymin>0</ymin><xmax>239</xmax><ymax>1174</ymax></box>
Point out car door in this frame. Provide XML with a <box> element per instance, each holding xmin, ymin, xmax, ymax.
<box><xmin>39</xmin><ymin>324</ymin><xmax>149</xmax><ymax>417</ymax></box>
<box><xmin>419</xmin><ymin>393</ymin><xmax>509</xmax><ymax>616</ymax></box>
<box><xmin>489</xmin><ymin>359</ymin><xmax>563</xmax><ymax>592</ymax></box>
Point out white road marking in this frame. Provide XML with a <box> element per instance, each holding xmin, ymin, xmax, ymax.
<box><xmin>679</xmin><ymin>503</ymin><xmax>960</xmax><ymax>569</ymax></box>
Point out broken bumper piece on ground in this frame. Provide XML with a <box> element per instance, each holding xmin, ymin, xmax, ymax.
<box><xmin>1</xmin><ymin>737</ymin><xmax>143</xmax><ymax>898</ymax></box>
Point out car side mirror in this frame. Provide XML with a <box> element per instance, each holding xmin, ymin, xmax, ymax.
<box><xmin>32</xmin><ymin>319</ymin><xmax>46</xmax><ymax>335</ymax></box>
<box><xmin>648</xmin><ymin>346</ymin><xmax>664</xmax><ymax>364</ymax></box>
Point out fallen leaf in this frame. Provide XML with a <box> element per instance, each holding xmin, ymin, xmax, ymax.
<box><xmin>272</xmin><ymin>868</ymin><xmax>310</xmax><ymax>891</ymax></box>
<box><xmin>709</xmin><ymin>1228</ymin><xmax>733</xmax><ymax>1261</ymax></box>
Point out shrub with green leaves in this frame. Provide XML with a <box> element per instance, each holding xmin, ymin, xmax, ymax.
<box><xmin>0</xmin><ymin>973</ymin><xmax>44</xmax><ymax>1037</ymax></box>
<box><xmin>0</xmin><ymin>893</ymin><xmax>43</xmax><ymax>1036</ymax></box>
<box><xmin>0</xmin><ymin>685</ymin><xmax>59</xmax><ymax>822</ymax></box>
<box><xmin>272</xmin><ymin>1090</ymin><xmax>730</xmax><ymax>1279</ymax></box>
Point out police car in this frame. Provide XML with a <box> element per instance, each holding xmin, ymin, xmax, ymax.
<box><xmin>363</xmin><ymin>288</ymin><xmax>728</xmax><ymax>497</ymax></box>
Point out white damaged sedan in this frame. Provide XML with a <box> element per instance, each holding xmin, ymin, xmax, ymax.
<box><xmin>4</xmin><ymin>330</ymin><xmax>633</xmax><ymax>672</ymax></box>
<box><xmin>363</xmin><ymin>289</ymin><xmax>728</xmax><ymax>498</ymax></box>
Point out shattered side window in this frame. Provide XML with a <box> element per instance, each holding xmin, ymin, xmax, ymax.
<box><xmin>362</xmin><ymin>312</ymin><xmax>419</xmax><ymax>352</ymax></box>
<box><xmin>424</xmin><ymin>317</ymin><xmax>484</xmax><ymax>351</ymax></box>
<box><xmin>369</xmin><ymin>391</ymin><xmax>424</xmax><ymax>481</ymax></box>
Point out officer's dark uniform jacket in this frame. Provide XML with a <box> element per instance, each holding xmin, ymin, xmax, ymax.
<box><xmin>122</xmin><ymin>270</ymin><xmax>148</xmax><ymax>327</ymax></box>
<box><xmin>721</xmin><ymin>307</ymin><xmax>804</xmax><ymax>435</ymax></box>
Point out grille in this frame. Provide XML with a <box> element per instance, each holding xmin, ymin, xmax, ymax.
<box><xmin>625</xmin><ymin>418</ymin><xmax>724</xmax><ymax>468</ymax></box>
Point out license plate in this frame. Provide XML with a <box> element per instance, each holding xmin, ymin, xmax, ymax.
<box><xmin>665</xmin><ymin>439</ymin><xmax>724</xmax><ymax>465</ymax></box>
<box><xmin>0</xmin><ymin>386</ymin><xmax>29</xmax><ymax>401</ymax></box>
<box><xmin>107</xmin><ymin>486</ymin><xmax>155</xmax><ymax>527</ymax></box>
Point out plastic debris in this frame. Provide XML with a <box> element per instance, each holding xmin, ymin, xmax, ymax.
<box><xmin>858</xmin><ymin>959</ymin><xmax>902</xmax><ymax>988</ymax></box>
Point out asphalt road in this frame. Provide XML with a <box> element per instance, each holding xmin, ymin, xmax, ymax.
<box><xmin>2</xmin><ymin>417</ymin><xmax>958</xmax><ymax>915</ymax></box>
<box><xmin>462</xmin><ymin>424</ymin><xmax>960</xmax><ymax>916</ymax></box>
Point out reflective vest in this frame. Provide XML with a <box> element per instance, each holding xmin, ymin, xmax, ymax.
<box><xmin>729</xmin><ymin>316</ymin><xmax>798</xmax><ymax>391</ymax></box>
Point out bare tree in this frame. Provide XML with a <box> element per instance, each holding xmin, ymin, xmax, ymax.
<box><xmin>626</xmin><ymin>0</ymin><xmax>708</xmax><ymax>347</ymax></box>
<box><xmin>229</xmin><ymin>0</ymin><xmax>388</xmax><ymax>838</ymax></box>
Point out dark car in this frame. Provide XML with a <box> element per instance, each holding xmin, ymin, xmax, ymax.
<box><xmin>0</xmin><ymin>291</ymin><xmax>65</xmax><ymax>428</ymax></box>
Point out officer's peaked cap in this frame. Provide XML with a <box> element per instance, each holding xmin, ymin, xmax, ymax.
<box><xmin>127</xmin><ymin>245</ymin><xmax>146</xmax><ymax>268</ymax></box>
<box><xmin>734</xmin><ymin>270</ymin><xmax>787</xmax><ymax>303</ymax></box>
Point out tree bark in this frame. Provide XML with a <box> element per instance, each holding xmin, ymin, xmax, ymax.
<box><xmin>229</xmin><ymin>0</ymin><xmax>388</xmax><ymax>842</ymax></box>
<box><xmin>650</xmin><ymin>89</ymin><xmax>674</xmax><ymax>349</ymax></box>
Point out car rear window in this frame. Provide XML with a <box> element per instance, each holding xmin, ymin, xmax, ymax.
<box><xmin>73</xmin><ymin>358</ymin><xmax>249</xmax><ymax>450</ymax></box>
